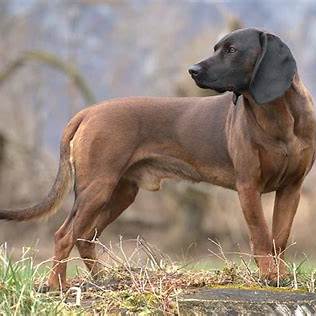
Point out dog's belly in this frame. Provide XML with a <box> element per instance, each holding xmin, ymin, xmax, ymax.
<box><xmin>123</xmin><ymin>154</ymin><xmax>236</xmax><ymax>191</ymax></box>
<box><xmin>124</xmin><ymin>155</ymin><xmax>201</xmax><ymax>191</ymax></box>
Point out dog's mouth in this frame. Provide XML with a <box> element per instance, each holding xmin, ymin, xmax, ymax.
<box><xmin>191</xmin><ymin>76</ymin><xmax>227</xmax><ymax>92</ymax></box>
<box><xmin>191</xmin><ymin>75</ymin><xmax>235</xmax><ymax>94</ymax></box>
<box><xmin>190</xmin><ymin>74</ymin><xmax>216</xmax><ymax>89</ymax></box>
<box><xmin>194</xmin><ymin>80</ymin><xmax>212</xmax><ymax>89</ymax></box>
<box><xmin>226</xmin><ymin>85</ymin><xmax>235</xmax><ymax>92</ymax></box>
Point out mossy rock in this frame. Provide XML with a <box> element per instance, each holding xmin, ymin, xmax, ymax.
<box><xmin>179</xmin><ymin>288</ymin><xmax>316</xmax><ymax>315</ymax></box>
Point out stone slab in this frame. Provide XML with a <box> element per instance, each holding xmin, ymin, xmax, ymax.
<box><xmin>179</xmin><ymin>288</ymin><xmax>316</xmax><ymax>315</ymax></box>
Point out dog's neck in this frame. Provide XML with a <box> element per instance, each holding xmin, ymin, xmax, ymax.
<box><xmin>241</xmin><ymin>73</ymin><xmax>314</xmax><ymax>142</ymax></box>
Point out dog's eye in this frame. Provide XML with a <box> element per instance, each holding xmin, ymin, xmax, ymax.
<box><xmin>226</xmin><ymin>46</ymin><xmax>237</xmax><ymax>54</ymax></box>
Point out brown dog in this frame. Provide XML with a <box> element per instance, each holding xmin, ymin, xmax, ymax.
<box><xmin>0</xmin><ymin>28</ymin><xmax>315</xmax><ymax>290</ymax></box>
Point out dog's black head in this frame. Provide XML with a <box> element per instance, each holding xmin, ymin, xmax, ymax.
<box><xmin>189</xmin><ymin>28</ymin><xmax>297</xmax><ymax>105</ymax></box>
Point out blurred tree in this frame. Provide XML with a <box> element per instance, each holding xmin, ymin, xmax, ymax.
<box><xmin>0</xmin><ymin>134</ymin><xmax>6</xmax><ymax>176</ymax></box>
<box><xmin>0</xmin><ymin>51</ymin><xmax>96</xmax><ymax>105</ymax></box>
<box><xmin>0</xmin><ymin>48</ymin><xmax>96</xmax><ymax>251</ymax></box>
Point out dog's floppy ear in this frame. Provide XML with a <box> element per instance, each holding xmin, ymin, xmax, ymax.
<box><xmin>249</xmin><ymin>32</ymin><xmax>297</xmax><ymax>105</ymax></box>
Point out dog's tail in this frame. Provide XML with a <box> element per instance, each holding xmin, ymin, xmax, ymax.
<box><xmin>0</xmin><ymin>111</ymin><xmax>84</xmax><ymax>221</ymax></box>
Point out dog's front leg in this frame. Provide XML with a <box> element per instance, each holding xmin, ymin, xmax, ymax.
<box><xmin>237</xmin><ymin>183</ymin><xmax>275</xmax><ymax>279</ymax></box>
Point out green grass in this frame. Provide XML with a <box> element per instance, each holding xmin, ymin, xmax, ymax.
<box><xmin>0</xmin><ymin>246</ymin><xmax>73</xmax><ymax>315</ymax></box>
<box><xmin>0</xmin><ymin>239</ymin><xmax>316</xmax><ymax>315</ymax></box>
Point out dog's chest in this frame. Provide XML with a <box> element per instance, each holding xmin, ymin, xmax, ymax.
<box><xmin>259</xmin><ymin>137</ymin><xmax>314</xmax><ymax>191</ymax></box>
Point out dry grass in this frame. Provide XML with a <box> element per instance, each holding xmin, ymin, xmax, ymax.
<box><xmin>44</xmin><ymin>237</ymin><xmax>316</xmax><ymax>314</ymax></box>
<box><xmin>1</xmin><ymin>237</ymin><xmax>316</xmax><ymax>315</ymax></box>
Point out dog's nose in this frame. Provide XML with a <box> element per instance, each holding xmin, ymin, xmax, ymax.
<box><xmin>188</xmin><ymin>64</ymin><xmax>202</xmax><ymax>76</ymax></box>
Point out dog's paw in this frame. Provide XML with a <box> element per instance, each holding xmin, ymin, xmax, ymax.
<box><xmin>259</xmin><ymin>267</ymin><xmax>290</xmax><ymax>287</ymax></box>
<box><xmin>36</xmin><ymin>283</ymin><xmax>53</xmax><ymax>293</ymax></box>
<box><xmin>36</xmin><ymin>281</ymin><xmax>71</xmax><ymax>293</ymax></box>
<box><xmin>267</xmin><ymin>278</ymin><xmax>291</xmax><ymax>287</ymax></box>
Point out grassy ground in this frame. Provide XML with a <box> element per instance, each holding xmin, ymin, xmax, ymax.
<box><xmin>1</xmin><ymin>238</ymin><xmax>316</xmax><ymax>315</ymax></box>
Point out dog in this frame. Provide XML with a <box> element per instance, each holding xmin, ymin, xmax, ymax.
<box><xmin>0</xmin><ymin>28</ymin><xmax>315</xmax><ymax>290</ymax></box>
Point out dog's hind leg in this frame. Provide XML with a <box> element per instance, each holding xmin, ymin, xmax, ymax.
<box><xmin>46</xmin><ymin>121</ymin><xmax>138</xmax><ymax>290</ymax></box>
<box><xmin>76</xmin><ymin>179</ymin><xmax>139</xmax><ymax>277</ymax></box>
<box><xmin>47</xmin><ymin>204</ymin><xmax>77</xmax><ymax>291</ymax></box>
<box><xmin>47</xmin><ymin>177</ymin><xmax>119</xmax><ymax>290</ymax></box>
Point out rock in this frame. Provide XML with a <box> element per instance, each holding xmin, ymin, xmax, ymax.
<box><xmin>179</xmin><ymin>288</ymin><xmax>316</xmax><ymax>315</ymax></box>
